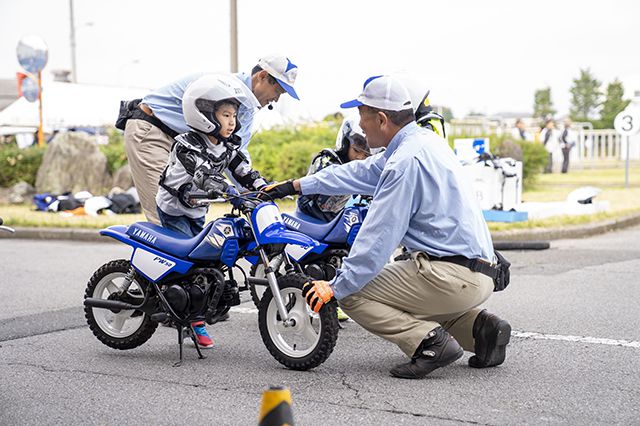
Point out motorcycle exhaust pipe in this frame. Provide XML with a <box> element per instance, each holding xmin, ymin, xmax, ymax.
<box><xmin>84</xmin><ymin>298</ymin><xmax>138</xmax><ymax>312</ymax></box>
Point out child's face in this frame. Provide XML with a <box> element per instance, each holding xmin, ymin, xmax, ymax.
<box><xmin>347</xmin><ymin>144</ymin><xmax>370</xmax><ymax>161</ymax></box>
<box><xmin>215</xmin><ymin>104</ymin><xmax>238</xmax><ymax>139</ymax></box>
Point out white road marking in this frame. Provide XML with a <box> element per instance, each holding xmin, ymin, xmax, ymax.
<box><xmin>512</xmin><ymin>330</ymin><xmax>640</xmax><ymax>348</ymax></box>
<box><xmin>231</xmin><ymin>306</ymin><xmax>640</xmax><ymax>349</ymax></box>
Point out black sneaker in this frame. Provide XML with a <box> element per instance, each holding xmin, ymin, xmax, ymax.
<box><xmin>468</xmin><ymin>310</ymin><xmax>511</xmax><ymax>368</ymax></box>
<box><xmin>390</xmin><ymin>327</ymin><xmax>464</xmax><ymax>379</ymax></box>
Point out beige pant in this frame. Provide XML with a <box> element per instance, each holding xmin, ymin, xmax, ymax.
<box><xmin>124</xmin><ymin>119</ymin><xmax>174</xmax><ymax>225</ymax></box>
<box><xmin>339</xmin><ymin>252</ymin><xmax>494</xmax><ymax>357</ymax></box>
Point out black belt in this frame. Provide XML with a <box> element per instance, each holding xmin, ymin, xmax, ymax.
<box><xmin>129</xmin><ymin>103</ymin><xmax>179</xmax><ymax>139</ymax></box>
<box><xmin>431</xmin><ymin>255</ymin><xmax>498</xmax><ymax>280</ymax></box>
<box><xmin>395</xmin><ymin>251</ymin><xmax>498</xmax><ymax>280</ymax></box>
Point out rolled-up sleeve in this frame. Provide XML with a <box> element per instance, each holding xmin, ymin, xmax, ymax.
<box><xmin>331</xmin><ymin>163</ymin><xmax>416</xmax><ymax>299</ymax></box>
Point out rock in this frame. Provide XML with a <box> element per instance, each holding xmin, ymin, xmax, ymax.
<box><xmin>0</xmin><ymin>188</ymin><xmax>9</xmax><ymax>204</ymax></box>
<box><xmin>35</xmin><ymin>132</ymin><xmax>111</xmax><ymax>194</ymax></box>
<box><xmin>8</xmin><ymin>181</ymin><xmax>35</xmax><ymax>204</ymax></box>
<box><xmin>112</xmin><ymin>164</ymin><xmax>133</xmax><ymax>190</ymax></box>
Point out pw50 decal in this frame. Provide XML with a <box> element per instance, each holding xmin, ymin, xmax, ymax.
<box><xmin>132</xmin><ymin>248</ymin><xmax>176</xmax><ymax>281</ymax></box>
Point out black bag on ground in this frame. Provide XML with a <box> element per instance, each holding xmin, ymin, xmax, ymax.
<box><xmin>493</xmin><ymin>250</ymin><xmax>511</xmax><ymax>292</ymax></box>
<box><xmin>108</xmin><ymin>193</ymin><xmax>141</xmax><ymax>214</ymax></box>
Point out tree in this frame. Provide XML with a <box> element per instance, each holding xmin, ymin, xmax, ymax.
<box><xmin>597</xmin><ymin>79</ymin><xmax>630</xmax><ymax>129</ymax></box>
<box><xmin>569</xmin><ymin>68</ymin><xmax>602</xmax><ymax>123</ymax></box>
<box><xmin>533</xmin><ymin>87</ymin><xmax>556</xmax><ymax>119</ymax></box>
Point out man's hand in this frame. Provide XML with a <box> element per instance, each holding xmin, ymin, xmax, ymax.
<box><xmin>258</xmin><ymin>180</ymin><xmax>298</xmax><ymax>201</ymax></box>
<box><xmin>302</xmin><ymin>280</ymin><xmax>334</xmax><ymax>313</ymax></box>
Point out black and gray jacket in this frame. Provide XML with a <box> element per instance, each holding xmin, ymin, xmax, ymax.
<box><xmin>297</xmin><ymin>149</ymin><xmax>352</xmax><ymax>222</ymax></box>
<box><xmin>156</xmin><ymin>131</ymin><xmax>267</xmax><ymax>219</ymax></box>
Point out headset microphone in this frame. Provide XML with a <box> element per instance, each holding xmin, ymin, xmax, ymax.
<box><xmin>267</xmin><ymin>103</ymin><xmax>274</xmax><ymax>110</ymax></box>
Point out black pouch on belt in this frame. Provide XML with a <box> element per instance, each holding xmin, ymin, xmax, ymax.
<box><xmin>493</xmin><ymin>250</ymin><xmax>511</xmax><ymax>292</ymax></box>
<box><xmin>115</xmin><ymin>98</ymin><xmax>142</xmax><ymax>131</ymax></box>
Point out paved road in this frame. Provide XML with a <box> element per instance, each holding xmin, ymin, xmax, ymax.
<box><xmin>1</xmin><ymin>227</ymin><xmax>639</xmax><ymax>425</ymax></box>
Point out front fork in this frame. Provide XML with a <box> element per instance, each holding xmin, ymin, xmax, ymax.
<box><xmin>258</xmin><ymin>248</ymin><xmax>294</xmax><ymax>326</ymax></box>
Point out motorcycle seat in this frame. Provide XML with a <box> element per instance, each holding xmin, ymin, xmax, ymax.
<box><xmin>126</xmin><ymin>221</ymin><xmax>213</xmax><ymax>258</ymax></box>
<box><xmin>281</xmin><ymin>210</ymin><xmax>341</xmax><ymax>241</ymax></box>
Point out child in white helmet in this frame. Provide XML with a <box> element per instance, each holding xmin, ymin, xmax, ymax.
<box><xmin>156</xmin><ymin>74</ymin><xmax>268</xmax><ymax>348</ymax></box>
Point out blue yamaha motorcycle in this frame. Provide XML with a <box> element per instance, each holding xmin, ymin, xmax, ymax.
<box><xmin>249</xmin><ymin>199</ymin><xmax>369</xmax><ymax>307</ymax></box>
<box><xmin>83</xmin><ymin>194</ymin><xmax>339</xmax><ymax>369</ymax></box>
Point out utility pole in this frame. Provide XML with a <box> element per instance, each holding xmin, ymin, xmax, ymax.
<box><xmin>69</xmin><ymin>0</ymin><xmax>77</xmax><ymax>82</ymax></box>
<box><xmin>230</xmin><ymin>0</ymin><xmax>238</xmax><ymax>72</ymax></box>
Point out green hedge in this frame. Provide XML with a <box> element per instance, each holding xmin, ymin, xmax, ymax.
<box><xmin>248</xmin><ymin>122</ymin><xmax>338</xmax><ymax>181</ymax></box>
<box><xmin>0</xmin><ymin>143</ymin><xmax>45</xmax><ymax>187</ymax></box>
<box><xmin>0</xmin><ymin>124</ymin><xmax>548</xmax><ymax>190</ymax></box>
<box><xmin>100</xmin><ymin>128</ymin><xmax>127</xmax><ymax>174</ymax></box>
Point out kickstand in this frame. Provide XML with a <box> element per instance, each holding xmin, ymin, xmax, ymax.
<box><xmin>188</xmin><ymin>324</ymin><xmax>206</xmax><ymax>360</ymax></box>
<box><xmin>173</xmin><ymin>325</ymin><xmax>185</xmax><ymax>368</ymax></box>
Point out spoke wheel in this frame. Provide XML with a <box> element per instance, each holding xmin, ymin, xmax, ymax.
<box><xmin>84</xmin><ymin>260</ymin><xmax>157</xmax><ymax>350</ymax></box>
<box><xmin>258</xmin><ymin>273</ymin><xmax>339</xmax><ymax>371</ymax></box>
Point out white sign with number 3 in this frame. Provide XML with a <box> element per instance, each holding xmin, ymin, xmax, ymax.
<box><xmin>614</xmin><ymin>109</ymin><xmax>640</xmax><ymax>136</ymax></box>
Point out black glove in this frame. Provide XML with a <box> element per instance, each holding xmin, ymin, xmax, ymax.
<box><xmin>258</xmin><ymin>180</ymin><xmax>297</xmax><ymax>201</ymax></box>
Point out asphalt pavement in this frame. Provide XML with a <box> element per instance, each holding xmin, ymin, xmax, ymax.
<box><xmin>1</xmin><ymin>226</ymin><xmax>639</xmax><ymax>424</ymax></box>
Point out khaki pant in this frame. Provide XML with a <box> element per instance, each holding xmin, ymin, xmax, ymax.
<box><xmin>124</xmin><ymin>119</ymin><xmax>174</xmax><ymax>225</ymax></box>
<box><xmin>339</xmin><ymin>252</ymin><xmax>494</xmax><ymax>357</ymax></box>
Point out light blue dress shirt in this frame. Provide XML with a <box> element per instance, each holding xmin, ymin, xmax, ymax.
<box><xmin>142</xmin><ymin>72</ymin><xmax>256</xmax><ymax>158</ymax></box>
<box><xmin>299</xmin><ymin>122</ymin><xmax>495</xmax><ymax>300</ymax></box>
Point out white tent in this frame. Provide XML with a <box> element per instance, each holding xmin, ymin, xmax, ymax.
<box><xmin>0</xmin><ymin>81</ymin><xmax>148</xmax><ymax>133</ymax></box>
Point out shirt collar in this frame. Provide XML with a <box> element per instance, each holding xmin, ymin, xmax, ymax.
<box><xmin>383</xmin><ymin>121</ymin><xmax>419</xmax><ymax>159</ymax></box>
<box><xmin>235</xmin><ymin>71</ymin><xmax>252</xmax><ymax>91</ymax></box>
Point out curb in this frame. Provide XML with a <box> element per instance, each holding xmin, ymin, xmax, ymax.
<box><xmin>0</xmin><ymin>227</ymin><xmax>110</xmax><ymax>243</ymax></box>
<box><xmin>490</xmin><ymin>212</ymin><xmax>640</xmax><ymax>241</ymax></box>
<box><xmin>2</xmin><ymin>212</ymin><xmax>640</xmax><ymax>244</ymax></box>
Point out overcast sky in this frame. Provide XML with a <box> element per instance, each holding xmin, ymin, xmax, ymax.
<box><xmin>1</xmin><ymin>0</ymin><xmax>639</xmax><ymax>120</ymax></box>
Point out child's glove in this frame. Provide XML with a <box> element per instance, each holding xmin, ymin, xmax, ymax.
<box><xmin>302</xmin><ymin>280</ymin><xmax>334</xmax><ymax>313</ymax></box>
<box><xmin>258</xmin><ymin>180</ymin><xmax>297</xmax><ymax>201</ymax></box>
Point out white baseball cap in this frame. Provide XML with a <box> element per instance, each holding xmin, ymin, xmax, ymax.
<box><xmin>340</xmin><ymin>75</ymin><xmax>413</xmax><ymax>111</ymax></box>
<box><xmin>257</xmin><ymin>54</ymin><xmax>300</xmax><ymax>100</ymax></box>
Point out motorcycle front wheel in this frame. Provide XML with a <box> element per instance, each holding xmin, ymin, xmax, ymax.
<box><xmin>84</xmin><ymin>259</ymin><xmax>158</xmax><ymax>350</ymax></box>
<box><xmin>258</xmin><ymin>273</ymin><xmax>339</xmax><ymax>371</ymax></box>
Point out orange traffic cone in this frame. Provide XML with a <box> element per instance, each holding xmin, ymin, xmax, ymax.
<box><xmin>258</xmin><ymin>386</ymin><xmax>294</xmax><ymax>426</ymax></box>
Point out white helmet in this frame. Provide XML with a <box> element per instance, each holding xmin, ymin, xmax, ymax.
<box><xmin>335</xmin><ymin>117</ymin><xmax>370</xmax><ymax>154</ymax></box>
<box><xmin>182</xmin><ymin>74</ymin><xmax>259</xmax><ymax>137</ymax></box>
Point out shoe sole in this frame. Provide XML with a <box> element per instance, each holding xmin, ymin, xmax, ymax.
<box><xmin>469</xmin><ymin>320</ymin><xmax>511</xmax><ymax>368</ymax></box>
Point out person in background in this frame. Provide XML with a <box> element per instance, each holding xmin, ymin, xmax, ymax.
<box><xmin>559</xmin><ymin>119</ymin><xmax>577</xmax><ymax>173</ymax></box>
<box><xmin>540</xmin><ymin>119</ymin><xmax>559</xmax><ymax>173</ymax></box>
<box><xmin>511</xmin><ymin>118</ymin><xmax>533</xmax><ymax>141</ymax></box>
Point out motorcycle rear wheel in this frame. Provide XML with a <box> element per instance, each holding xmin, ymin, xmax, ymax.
<box><xmin>258</xmin><ymin>273</ymin><xmax>339</xmax><ymax>371</ymax></box>
<box><xmin>84</xmin><ymin>259</ymin><xmax>158</xmax><ymax>350</ymax></box>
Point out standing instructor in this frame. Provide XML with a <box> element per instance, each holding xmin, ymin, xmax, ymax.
<box><xmin>119</xmin><ymin>54</ymin><xmax>299</xmax><ymax>224</ymax></box>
